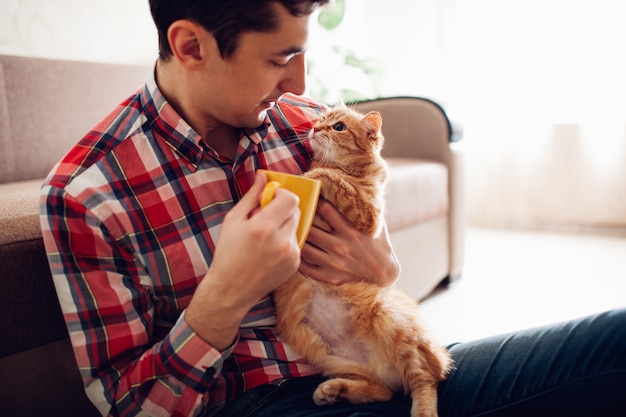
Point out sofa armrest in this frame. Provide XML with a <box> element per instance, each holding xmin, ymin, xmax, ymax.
<box><xmin>350</xmin><ymin>96</ymin><xmax>462</xmax><ymax>165</ymax></box>
<box><xmin>351</xmin><ymin>96</ymin><xmax>466</xmax><ymax>285</ymax></box>
<box><xmin>448</xmin><ymin>145</ymin><xmax>465</xmax><ymax>280</ymax></box>
<box><xmin>350</xmin><ymin>97</ymin><xmax>463</xmax><ymax>166</ymax></box>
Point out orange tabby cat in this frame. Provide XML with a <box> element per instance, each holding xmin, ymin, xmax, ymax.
<box><xmin>273</xmin><ymin>107</ymin><xmax>453</xmax><ymax>417</ymax></box>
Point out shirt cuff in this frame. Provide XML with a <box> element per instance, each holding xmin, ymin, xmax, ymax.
<box><xmin>158</xmin><ymin>310</ymin><xmax>237</xmax><ymax>393</ymax></box>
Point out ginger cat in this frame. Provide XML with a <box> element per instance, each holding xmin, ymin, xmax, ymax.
<box><xmin>273</xmin><ymin>107</ymin><xmax>453</xmax><ymax>417</ymax></box>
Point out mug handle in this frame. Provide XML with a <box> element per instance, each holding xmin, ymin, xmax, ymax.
<box><xmin>260</xmin><ymin>181</ymin><xmax>282</xmax><ymax>208</ymax></box>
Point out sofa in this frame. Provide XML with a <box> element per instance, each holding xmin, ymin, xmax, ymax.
<box><xmin>0</xmin><ymin>54</ymin><xmax>464</xmax><ymax>416</ymax></box>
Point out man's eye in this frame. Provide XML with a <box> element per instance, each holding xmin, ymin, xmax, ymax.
<box><xmin>272</xmin><ymin>60</ymin><xmax>289</xmax><ymax>68</ymax></box>
<box><xmin>333</xmin><ymin>122</ymin><xmax>346</xmax><ymax>131</ymax></box>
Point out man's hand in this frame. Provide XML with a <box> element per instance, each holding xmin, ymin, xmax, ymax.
<box><xmin>299</xmin><ymin>200</ymin><xmax>400</xmax><ymax>287</ymax></box>
<box><xmin>186</xmin><ymin>172</ymin><xmax>301</xmax><ymax>350</ymax></box>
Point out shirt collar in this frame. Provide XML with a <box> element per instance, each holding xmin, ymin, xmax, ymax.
<box><xmin>141</xmin><ymin>67</ymin><xmax>273</xmax><ymax>166</ymax></box>
<box><xmin>140</xmin><ymin>70</ymin><xmax>205</xmax><ymax>167</ymax></box>
<box><xmin>243</xmin><ymin>122</ymin><xmax>271</xmax><ymax>145</ymax></box>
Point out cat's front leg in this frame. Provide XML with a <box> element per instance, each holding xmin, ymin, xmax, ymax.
<box><xmin>313</xmin><ymin>376</ymin><xmax>393</xmax><ymax>407</ymax></box>
<box><xmin>410</xmin><ymin>383</ymin><xmax>440</xmax><ymax>417</ymax></box>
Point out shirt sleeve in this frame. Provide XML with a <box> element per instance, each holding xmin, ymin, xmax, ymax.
<box><xmin>40</xmin><ymin>184</ymin><xmax>232</xmax><ymax>417</ymax></box>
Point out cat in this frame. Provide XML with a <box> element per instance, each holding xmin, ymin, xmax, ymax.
<box><xmin>273</xmin><ymin>106</ymin><xmax>453</xmax><ymax>417</ymax></box>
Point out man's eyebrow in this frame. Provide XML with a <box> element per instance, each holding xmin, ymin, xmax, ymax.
<box><xmin>274</xmin><ymin>46</ymin><xmax>307</xmax><ymax>57</ymax></box>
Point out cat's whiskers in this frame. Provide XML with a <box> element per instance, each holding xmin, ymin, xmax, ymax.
<box><xmin>276</xmin><ymin>106</ymin><xmax>452</xmax><ymax>416</ymax></box>
<box><xmin>318</xmin><ymin>146</ymin><xmax>331</xmax><ymax>165</ymax></box>
<box><xmin>312</xmin><ymin>134</ymin><xmax>332</xmax><ymax>166</ymax></box>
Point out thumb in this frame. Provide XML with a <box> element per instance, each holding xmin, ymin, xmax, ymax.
<box><xmin>231</xmin><ymin>172</ymin><xmax>268</xmax><ymax>218</ymax></box>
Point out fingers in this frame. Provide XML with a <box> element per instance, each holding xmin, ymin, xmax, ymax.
<box><xmin>246</xmin><ymin>172</ymin><xmax>301</xmax><ymax>244</ymax></box>
<box><xmin>300</xmin><ymin>200</ymin><xmax>399</xmax><ymax>287</ymax></box>
<box><xmin>315</xmin><ymin>200</ymin><xmax>350</xmax><ymax>235</ymax></box>
<box><xmin>229</xmin><ymin>173</ymin><xmax>300</xmax><ymax>229</ymax></box>
<box><xmin>301</xmin><ymin>227</ymin><xmax>328</xmax><ymax>263</ymax></box>
<box><xmin>299</xmin><ymin>250</ymin><xmax>346</xmax><ymax>286</ymax></box>
<box><xmin>209</xmin><ymin>172</ymin><xmax>302</xmax><ymax>298</ymax></box>
<box><xmin>260</xmin><ymin>181</ymin><xmax>281</xmax><ymax>209</ymax></box>
<box><xmin>300</xmin><ymin>226</ymin><xmax>348</xmax><ymax>285</ymax></box>
<box><xmin>229</xmin><ymin>172</ymin><xmax>268</xmax><ymax>219</ymax></box>
<box><xmin>259</xmin><ymin>187</ymin><xmax>300</xmax><ymax>231</ymax></box>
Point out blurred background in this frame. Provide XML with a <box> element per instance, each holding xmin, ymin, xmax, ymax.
<box><xmin>2</xmin><ymin>0</ymin><xmax>624</xmax><ymax>235</ymax></box>
<box><xmin>1</xmin><ymin>0</ymin><xmax>624</xmax><ymax>340</ymax></box>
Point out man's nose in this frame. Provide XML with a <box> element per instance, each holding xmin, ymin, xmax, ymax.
<box><xmin>279</xmin><ymin>54</ymin><xmax>306</xmax><ymax>96</ymax></box>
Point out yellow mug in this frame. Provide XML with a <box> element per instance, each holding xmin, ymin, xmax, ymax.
<box><xmin>257</xmin><ymin>169</ymin><xmax>322</xmax><ymax>248</ymax></box>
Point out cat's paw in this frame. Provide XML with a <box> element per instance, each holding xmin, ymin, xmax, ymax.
<box><xmin>411</xmin><ymin>402</ymin><xmax>439</xmax><ymax>417</ymax></box>
<box><xmin>411</xmin><ymin>392</ymin><xmax>440</xmax><ymax>417</ymax></box>
<box><xmin>313</xmin><ymin>380</ymin><xmax>344</xmax><ymax>406</ymax></box>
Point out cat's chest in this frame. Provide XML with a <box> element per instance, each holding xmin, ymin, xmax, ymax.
<box><xmin>306</xmin><ymin>283</ymin><xmax>369</xmax><ymax>363</ymax></box>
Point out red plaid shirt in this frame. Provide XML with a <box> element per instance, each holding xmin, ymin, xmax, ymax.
<box><xmin>40</xmin><ymin>74</ymin><xmax>324</xmax><ymax>417</ymax></box>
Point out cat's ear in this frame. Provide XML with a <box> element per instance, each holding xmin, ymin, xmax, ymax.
<box><xmin>362</xmin><ymin>111</ymin><xmax>382</xmax><ymax>136</ymax></box>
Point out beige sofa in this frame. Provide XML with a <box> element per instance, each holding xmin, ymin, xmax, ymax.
<box><xmin>0</xmin><ymin>54</ymin><xmax>464</xmax><ymax>416</ymax></box>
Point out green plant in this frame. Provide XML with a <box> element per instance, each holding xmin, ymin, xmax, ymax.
<box><xmin>317</xmin><ymin>0</ymin><xmax>346</xmax><ymax>30</ymax></box>
<box><xmin>306</xmin><ymin>0</ymin><xmax>384</xmax><ymax>103</ymax></box>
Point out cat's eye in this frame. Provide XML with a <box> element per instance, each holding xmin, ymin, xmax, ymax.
<box><xmin>333</xmin><ymin>122</ymin><xmax>346</xmax><ymax>132</ymax></box>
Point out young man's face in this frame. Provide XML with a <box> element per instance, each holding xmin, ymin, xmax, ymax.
<box><xmin>200</xmin><ymin>3</ymin><xmax>312</xmax><ymax>129</ymax></box>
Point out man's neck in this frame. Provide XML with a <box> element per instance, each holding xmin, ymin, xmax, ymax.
<box><xmin>155</xmin><ymin>60</ymin><xmax>240</xmax><ymax>161</ymax></box>
<box><xmin>204</xmin><ymin>125</ymin><xmax>242</xmax><ymax>161</ymax></box>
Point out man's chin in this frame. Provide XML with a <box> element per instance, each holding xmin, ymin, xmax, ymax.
<box><xmin>236</xmin><ymin>102</ymin><xmax>277</xmax><ymax>129</ymax></box>
<box><xmin>250</xmin><ymin>106</ymin><xmax>274</xmax><ymax>127</ymax></box>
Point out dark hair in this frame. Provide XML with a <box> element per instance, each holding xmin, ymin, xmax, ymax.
<box><xmin>149</xmin><ymin>0</ymin><xmax>329</xmax><ymax>61</ymax></box>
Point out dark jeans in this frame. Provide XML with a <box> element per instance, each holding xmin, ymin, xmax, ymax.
<box><xmin>214</xmin><ymin>308</ymin><xmax>626</xmax><ymax>417</ymax></box>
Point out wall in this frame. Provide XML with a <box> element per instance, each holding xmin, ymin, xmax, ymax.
<box><xmin>0</xmin><ymin>0</ymin><xmax>157</xmax><ymax>64</ymax></box>
<box><xmin>3</xmin><ymin>0</ymin><xmax>625</xmax><ymax>234</ymax></box>
<box><xmin>359</xmin><ymin>0</ymin><xmax>626</xmax><ymax>234</ymax></box>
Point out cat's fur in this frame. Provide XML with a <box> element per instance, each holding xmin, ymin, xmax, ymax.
<box><xmin>273</xmin><ymin>107</ymin><xmax>453</xmax><ymax>417</ymax></box>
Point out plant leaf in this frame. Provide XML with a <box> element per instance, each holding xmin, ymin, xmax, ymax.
<box><xmin>318</xmin><ymin>0</ymin><xmax>345</xmax><ymax>30</ymax></box>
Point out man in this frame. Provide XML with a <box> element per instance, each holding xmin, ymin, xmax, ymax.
<box><xmin>40</xmin><ymin>1</ymin><xmax>625</xmax><ymax>416</ymax></box>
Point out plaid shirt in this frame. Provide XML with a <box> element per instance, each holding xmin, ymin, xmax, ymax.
<box><xmin>40</xmin><ymin>73</ymin><xmax>325</xmax><ymax>417</ymax></box>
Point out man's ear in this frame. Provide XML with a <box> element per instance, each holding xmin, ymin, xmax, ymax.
<box><xmin>167</xmin><ymin>20</ymin><xmax>208</xmax><ymax>68</ymax></box>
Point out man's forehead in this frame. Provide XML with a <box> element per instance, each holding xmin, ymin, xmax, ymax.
<box><xmin>235</xmin><ymin>3</ymin><xmax>312</xmax><ymax>56</ymax></box>
<box><xmin>239</xmin><ymin>25</ymin><xmax>310</xmax><ymax>57</ymax></box>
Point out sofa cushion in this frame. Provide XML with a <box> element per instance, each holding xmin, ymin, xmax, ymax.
<box><xmin>0</xmin><ymin>159</ymin><xmax>449</xmax><ymax>354</ymax></box>
<box><xmin>0</xmin><ymin>179</ymin><xmax>71</xmax><ymax>358</ymax></box>
<box><xmin>384</xmin><ymin>158</ymin><xmax>449</xmax><ymax>231</ymax></box>
<box><xmin>0</xmin><ymin>179</ymin><xmax>42</xmax><ymax>245</ymax></box>
<box><xmin>0</xmin><ymin>338</ymin><xmax>100</xmax><ymax>417</ymax></box>
<box><xmin>0</xmin><ymin>158</ymin><xmax>449</xmax><ymax>355</ymax></box>
<box><xmin>0</xmin><ymin>55</ymin><xmax>149</xmax><ymax>183</ymax></box>
<box><xmin>1</xmin><ymin>159</ymin><xmax>449</xmax><ymax>246</ymax></box>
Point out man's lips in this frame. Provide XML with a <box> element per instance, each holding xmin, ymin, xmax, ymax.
<box><xmin>260</xmin><ymin>101</ymin><xmax>276</xmax><ymax>110</ymax></box>
<box><xmin>262</xmin><ymin>96</ymin><xmax>282</xmax><ymax>107</ymax></box>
